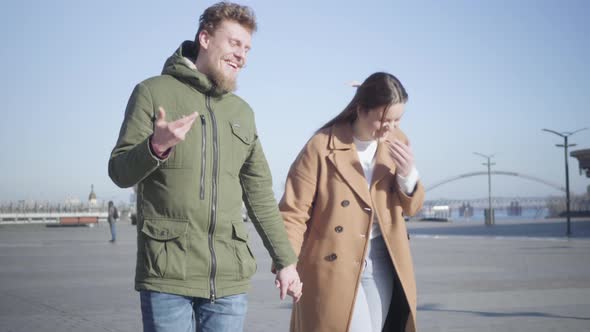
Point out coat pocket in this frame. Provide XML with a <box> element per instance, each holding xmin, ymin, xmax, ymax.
<box><xmin>232</xmin><ymin>221</ymin><xmax>257</xmax><ymax>279</ymax></box>
<box><xmin>140</xmin><ymin>219</ymin><xmax>189</xmax><ymax>280</ymax></box>
<box><xmin>228</xmin><ymin>121</ymin><xmax>253</xmax><ymax>176</ymax></box>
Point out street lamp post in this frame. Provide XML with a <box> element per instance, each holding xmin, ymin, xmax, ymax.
<box><xmin>474</xmin><ymin>152</ymin><xmax>496</xmax><ymax>225</ymax></box>
<box><xmin>542</xmin><ymin>128</ymin><xmax>588</xmax><ymax>237</ymax></box>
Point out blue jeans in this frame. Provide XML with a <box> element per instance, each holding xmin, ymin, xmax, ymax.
<box><xmin>350</xmin><ymin>235</ymin><xmax>394</xmax><ymax>332</ymax></box>
<box><xmin>140</xmin><ymin>291</ymin><xmax>248</xmax><ymax>332</ymax></box>
<box><xmin>109</xmin><ymin>221</ymin><xmax>116</xmax><ymax>241</ymax></box>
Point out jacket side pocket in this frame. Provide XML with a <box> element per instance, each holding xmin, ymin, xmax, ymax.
<box><xmin>141</xmin><ymin>219</ymin><xmax>189</xmax><ymax>280</ymax></box>
<box><xmin>232</xmin><ymin>221</ymin><xmax>257</xmax><ymax>279</ymax></box>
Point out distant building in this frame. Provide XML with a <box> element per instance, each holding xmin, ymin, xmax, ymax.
<box><xmin>459</xmin><ymin>202</ymin><xmax>474</xmax><ymax>217</ymax></box>
<box><xmin>88</xmin><ymin>184</ymin><xmax>98</xmax><ymax>210</ymax></box>
<box><xmin>571</xmin><ymin>148</ymin><xmax>590</xmax><ymax>178</ymax></box>
<box><xmin>507</xmin><ymin>201</ymin><xmax>522</xmax><ymax>216</ymax></box>
<box><xmin>64</xmin><ymin>197</ymin><xmax>81</xmax><ymax>206</ymax></box>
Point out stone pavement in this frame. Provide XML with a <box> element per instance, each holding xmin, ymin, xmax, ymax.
<box><xmin>1</xmin><ymin>218</ymin><xmax>589</xmax><ymax>331</ymax></box>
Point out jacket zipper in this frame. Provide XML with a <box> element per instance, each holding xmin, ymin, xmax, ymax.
<box><xmin>200</xmin><ymin>115</ymin><xmax>206</xmax><ymax>200</ymax></box>
<box><xmin>206</xmin><ymin>95</ymin><xmax>219</xmax><ymax>303</ymax></box>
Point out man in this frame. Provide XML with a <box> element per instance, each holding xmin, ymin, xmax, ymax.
<box><xmin>108</xmin><ymin>2</ymin><xmax>301</xmax><ymax>331</ymax></box>
<box><xmin>107</xmin><ymin>200</ymin><xmax>118</xmax><ymax>243</ymax></box>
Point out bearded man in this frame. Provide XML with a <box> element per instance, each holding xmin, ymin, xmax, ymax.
<box><xmin>108</xmin><ymin>2</ymin><xmax>301</xmax><ymax>331</ymax></box>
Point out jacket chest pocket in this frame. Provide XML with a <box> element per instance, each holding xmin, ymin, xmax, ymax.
<box><xmin>226</xmin><ymin>121</ymin><xmax>253</xmax><ymax>176</ymax></box>
<box><xmin>159</xmin><ymin>111</ymin><xmax>200</xmax><ymax>169</ymax></box>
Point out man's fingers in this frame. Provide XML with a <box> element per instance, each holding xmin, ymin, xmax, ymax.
<box><xmin>291</xmin><ymin>282</ymin><xmax>303</xmax><ymax>303</ymax></box>
<box><xmin>184</xmin><ymin>111</ymin><xmax>199</xmax><ymax>122</ymax></box>
<box><xmin>174</xmin><ymin>117</ymin><xmax>198</xmax><ymax>138</ymax></box>
<box><xmin>170</xmin><ymin>113</ymin><xmax>199</xmax><ymax>134</ymax></box>
<box><xmin>298</xmin><ymin>282</ymin><xmax>303</xmax><ymax>301</ymax></box>
<box><xmin>157</xmin><ymin>107</ymin><xmax>167</xmax><ymax>122</ymax></box>
<box><xmin>275</xmin><ymin>280</ymin><xmax>280</xmax><ymax>288</ymax></box>
<box><xmin>280</xmin><ymin>282</ymin><xmax>288</xmax><ymax>300</ymax></box>
<box><xmin>287</xmin><ymin>281</ymin><xmax>301</xmax><ymax>292</ymax></box>
<box><xmin>286</xmin><ymin>281</ymin><xmax>303</xmax><ymax>302</ymax></box>
<box><xmin>172</xmin><ymin>112</ymin><xmax>199</xmax><ymax>129</ymax></box>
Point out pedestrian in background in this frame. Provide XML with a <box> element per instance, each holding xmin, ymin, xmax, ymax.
<box><xmin>107</xmin><ymin>200</ymin><xmax>118</xmax><ymax>243</ymax></box>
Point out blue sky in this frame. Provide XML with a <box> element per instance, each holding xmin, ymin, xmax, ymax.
<box><xmin>1</xmin><ymin>0</ymin><xmax>588</xmax><ymax>203</ymax></box>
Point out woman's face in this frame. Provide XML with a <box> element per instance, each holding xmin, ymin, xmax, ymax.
<box><xmin>356</xmin><ymin>103</ymin><xmax>405</xmax><ymax>140</ymax></box>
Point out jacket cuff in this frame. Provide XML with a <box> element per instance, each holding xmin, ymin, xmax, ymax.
<box><xmin>272</xmin><ymin>253</ymin><xmax>297</xmax><ymax>271</ymax></box>
<box><xmin>148</xmin><ymin>136</ymin><xmax>172</xmax><ymax>163</ymax></box>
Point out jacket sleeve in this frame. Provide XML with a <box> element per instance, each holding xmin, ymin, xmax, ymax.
<box><xmin>108</xmin><ymin>83</ymin><xmax>164</xmax><ymax>188</ymax></box>
<box><xmin>239</xmin><ymin>129</ymin><xmax>297</xmax><ymax>270</ymax></box>
<box><xmin>392</xmin><ymin>130</ymin><xmax>425</xmax><ymax>216</ymax></box>
<box><xmin>279</xmin><ymin>139</ymin><xmax>319</xmax><ymax>258</ymax></box>
<box><xmin>396</xmin><ymin>181</ymin><xmax>425</xmax><ymax>216</ymax></box>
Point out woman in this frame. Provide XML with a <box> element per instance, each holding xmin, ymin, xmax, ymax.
<box><xmin>279</xmin><ymin>72</ymin><xmax>424</xmax><ymax>332</ymax></box>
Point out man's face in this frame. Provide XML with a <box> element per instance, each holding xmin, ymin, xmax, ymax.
<box><xmin>197</xmin><ymin>20</ymin><xmax>252</xmax><ymax>92</ymax></box>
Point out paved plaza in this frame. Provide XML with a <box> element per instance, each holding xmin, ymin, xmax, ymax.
<box><xmin>1</xmin><ymin>218</ymin><xmax>589</xmax><ymax>331</ymax></box>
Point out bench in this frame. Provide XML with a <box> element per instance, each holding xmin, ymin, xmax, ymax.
<box><xmin>59</xmin><ymin>216</ymin><xmax>99</xmax><ymax>225</ymax></box>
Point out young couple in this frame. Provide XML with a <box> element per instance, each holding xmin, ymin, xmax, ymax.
<box><xmin>109</xmin><ymin>2</ymin><xmax>424</xmax><ymax>332</ymax></box>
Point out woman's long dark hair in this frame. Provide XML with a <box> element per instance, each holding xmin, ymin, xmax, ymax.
<box><xmin>319</xmin><ymin>72</ymin><xmax>408</xmax><ymax>131</ymax></box>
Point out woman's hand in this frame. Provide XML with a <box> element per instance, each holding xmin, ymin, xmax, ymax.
<box><xmin>385</xmin><ymin>139</ymin><xmax>414</xmax><ymax>177</ymax></box>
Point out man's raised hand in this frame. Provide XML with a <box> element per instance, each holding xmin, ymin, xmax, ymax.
<box><xmin>151</xmin><ymin>106</ymin><xmax>199</xmax><ymax>157</ymax></box>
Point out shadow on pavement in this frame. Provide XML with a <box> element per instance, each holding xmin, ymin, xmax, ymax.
<box><xmin>418</xmin><ymin>303</ymin><xmax>590</xmax><ymax>321</ymax></box>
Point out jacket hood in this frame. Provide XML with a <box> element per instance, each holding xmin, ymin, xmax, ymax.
<box><xmin>162</xmin><ymin>40</ymin><xmax>227</xmax><ymax>97</ymax></box>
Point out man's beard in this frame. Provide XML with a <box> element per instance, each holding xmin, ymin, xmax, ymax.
<box><xmin>208</xmin><ymin>66</ymin><xmax>237</xmax><ymax>93</ymax></box>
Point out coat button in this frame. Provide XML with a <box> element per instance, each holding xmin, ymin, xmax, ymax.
<box><xmin>335</xmin><ymin>226</ymin><xmax>343</xmax><ymax>233</ymax></box>
<box><xmin>341</xmin><ymin>200</ymin><xmax>350</xmax><ymax>207</ymax></box>
<box><xmin>325</xmin><ymin>253</ymin><xmax>338</xmax><ymax>261</ymax></box>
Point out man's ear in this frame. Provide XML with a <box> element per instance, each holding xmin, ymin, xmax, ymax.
<box><xmin>198</xmin><ymin>30</ymin><xmax>211</xmax><ymax>51</ymax></box>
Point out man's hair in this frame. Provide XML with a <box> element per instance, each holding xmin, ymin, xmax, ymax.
<box><xmin>194</xmin><ymin>2</ymin><xmax>257</xmax><ymax>50</ymax></box>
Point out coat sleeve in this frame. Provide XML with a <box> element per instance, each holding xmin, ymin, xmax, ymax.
<box><xmin>239</xmin><ymin>124</ymin><xmax>297</xmax><ymax>270</ymax></box>
<box><xmin>396</xmin><ymin>181</ymin><xmax>425</xmax><ymax>216</ymax></box>
<box><xmin>108</xmin><ymin>83</ymin><xmax>164</xmax><ymax>188</ymax></box>
<box><xmin>393</xmin><ymin>129</ymin><xmax>425</xmax><ymax>216</ymax></box>
<box><xmin>279</xmin><ymin>138</ymin><xmax>320</xmax><ymax>258</ymax></box>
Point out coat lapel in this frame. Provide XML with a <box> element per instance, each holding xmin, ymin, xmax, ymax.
<box><xmin>326</xmin><ymin>123</ymin><xmax>372</xmax><ymax>207</ymax></box>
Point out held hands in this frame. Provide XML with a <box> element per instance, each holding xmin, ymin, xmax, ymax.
<box><xmin>275</xmin><ymin>264</ymin><xmax>303</xmax><ymax>303</ymax></box>
<box><xmin>151</xmin><ymin>106</ymin><xmax>199</xmax><ymax>157</ymax></box>
<box><xmin>385</xmin><ymin>139</ymin><xmax>414</xmax><ymax>177</ymax></box>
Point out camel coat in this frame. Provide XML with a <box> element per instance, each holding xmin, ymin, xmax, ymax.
<box><xmin>279</xmin><ymin>122</ymin><xmax>425</xmax><ymax>332</ymax></box>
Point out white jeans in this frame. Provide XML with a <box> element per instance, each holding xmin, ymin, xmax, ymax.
<box><xmin>349</xmin><ymin>236</ymin><xmax>394</xmax><ymax>332</ymax></box>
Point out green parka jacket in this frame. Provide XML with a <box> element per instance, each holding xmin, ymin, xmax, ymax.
<box><xmin>109</xmin><ymin>41</ymin><xmax>297</xmax><ymax>300</ymax></box>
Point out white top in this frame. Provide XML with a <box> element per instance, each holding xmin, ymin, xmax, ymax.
<box><xmin>353</xmin><ymin>137</ymin><xmax>419</xmax><ymax>239</ymax></box>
